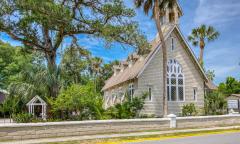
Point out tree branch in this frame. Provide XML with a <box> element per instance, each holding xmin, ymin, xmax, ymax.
<box><xmin>2</xmin><ymin>28</ymin><xmax>46</xmax><ymax>51</ymax></box>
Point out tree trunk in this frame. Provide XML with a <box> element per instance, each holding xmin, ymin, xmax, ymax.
<box><xmin>42</xmin><ymin>27</ymin><xmax>59</xmax><ymax>98</ymax></box>
<box><xmin>154</xmin><ymin>0</ymin><xmax>168</xmax><ymax>117</ymax></box>
<box><xmin>199</xmin><ymin>39</ymin><xmax>205</xmax><ymax>67</ymax></box>
<box><xmin>46</xmin><ymin>51</ymin><xmax>59</xmax><ymax>98</ymax></box>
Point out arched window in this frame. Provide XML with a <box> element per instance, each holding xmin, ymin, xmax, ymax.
<box><xmin>167</xmin><ymin>59</ymin><xmax>185</xmax><ymax>101</ymax></box>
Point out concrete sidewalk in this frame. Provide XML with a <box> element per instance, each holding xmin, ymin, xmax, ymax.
<box><xmin>0</xmin><ymin>126</ymin><xmax>240</xmax><ymax>144</ymax></box>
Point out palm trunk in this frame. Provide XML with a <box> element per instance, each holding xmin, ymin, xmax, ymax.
<box><xmin>199</xmin><ymin>39</ymin><xmax>205</xmax><ymax>67</ymax></box>
<box><xmin>199</xmin><ymin>48</ymin><xmax>204</xmax><ymax>66</ymax></box>
<box><xmin>154</xmin><ymin>0</ymin><xmax>168</xmax><ymax>117</ymax></box>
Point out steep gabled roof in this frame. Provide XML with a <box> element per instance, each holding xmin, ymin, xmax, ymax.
<box><xmin>102</xmin><ymin>24</ymin><xmax>210</xmax><ymax>91</ymax></box>
<box><xmin>102</xmin><ymin>25</ymin><xmax>174</xmax><ymax>91</ymax></box>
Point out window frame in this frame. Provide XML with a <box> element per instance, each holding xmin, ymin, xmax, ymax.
<box><xmin>167</xmin><ymin>59</ymin><xmax>185</xmax><ymax>102</ymax></box>
<box><xmin>147</xmin><ymin>85</ymin><xmax>153</xmax><ymax>101</ymax></box>
<box><xmin>111</xmin><ymin>90</ymin><xmax>117</xmax><ymax>105</ymax></box>
<box><xmin>118</xmin><ymin>87</ymin><xmax>124</xmax><ymax>104</ymax></box>
<box><xmin>171</xmin><ymin>37</ymin><xmax>175</xmax><ymax>51</ymax></box>
<box><xmin>160</xmin><ymin>16</ymin><xmax>166</xmax><ymax>25</ymax></box>
<box><xmin>128</xmin><ymin>83</ymin><xmax>135</xmax><ymax>101</ymax></box>
<box><xmin>105</xmin><ymin>92</ymin><xmax>111</xmax><ymax>108</ymax></box>
<box><xmin>193</xmin><ymin>87</ymin><xmax>198</xmax><ymax>101</ymax></box>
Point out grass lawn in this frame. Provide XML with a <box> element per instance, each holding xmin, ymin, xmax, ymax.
<box><xmin>49</xmin><ymin>128</ymin><xmax>240</xmax><ymax>144</ymax></box>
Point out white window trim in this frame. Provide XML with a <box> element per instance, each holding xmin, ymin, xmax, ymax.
<box><xmin>111</xmin><ymin>90</ymin><xmax>116</xmax><ymax>105</ymax></box>
<box><xmin>193</xmin><ymin>87</ymin><xmax>198</xmax><ymax>101</ymax></box>
<box><xmin>171</xmin><ymin>37</ymin><xmax>175</xmax><ymax>51</ymax></box>
<box><xmin>105</xmin><ymin>96</ymin><xmax>110</xmax><ymax>108</ymax></box>
<box><xmin>113</xmin><ymin>94</ymin><xmax>117</xmax><ymax>104</ymax></box>
<box><xmin>128</xmin><ymin>83</ymin><xmax>134</xmax><ymax>100</ymax></box>
<box><xmin>147</xmin><ymin>85</ymin><xmax>153</xmax><ymax>102</ymax></box>
<box><xmin>121</xmin><ymin>93</ymin><xmax>125</xmax><ymax>104</ymax></box>
<box><xmin>167</xmin><ymin>59</ymin><xmax>185</xmax><ymax>102</ymax></box>
<box><xmin>118</xmin><ymin>87</ymin><xmax>123</xmax><ymax>103</ymax></box>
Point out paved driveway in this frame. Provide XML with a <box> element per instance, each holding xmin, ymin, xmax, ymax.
<box><xmin>127</xmin><ymin>132</ymin><xmax>240</xmax><ymax>144</ymax></box>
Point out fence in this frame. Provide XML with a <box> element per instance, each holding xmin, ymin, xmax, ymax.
<box><xmin>0</xmin><ymin>114</ymin><xmax>240</xmax><ymax>141</ymax></box>
<box><xmin>0</xmin><ymin>119</ymin><xmax>12</xmax><ymax>124</ymax></box>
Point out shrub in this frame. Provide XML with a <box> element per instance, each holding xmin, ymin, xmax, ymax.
<box><xmin>182</xmin><ymin>103</ymin><xmax>197</xmax><ymax>116</ymax></box>
<box><xmin>12</xmin><ymin>113</ymin><xmax>33</xmax><ymax>123</ymax></box>
<box><xmin>105</xmin><ymin>92</ymin><xmax>147</xmax><ymax>119</ymax></box>
<box><xmin>204</xmin><ymin>91</ymin><xmax>227</xmax><ymax>115</ymax></box>
<box><xmin>50</xmin><ymin>82</ymin><xmax>104</xmax><ymax>120</ymax></box>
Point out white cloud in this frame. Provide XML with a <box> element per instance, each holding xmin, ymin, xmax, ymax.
<box><xmin>195</xmin><ymin>0</ymin><xmax>240</xmax><ymax>26</ymax></box>
<box><xmin>209</xmin><ymin>64</ymin><xmax>240</xmax><ymax>84</ymax></box>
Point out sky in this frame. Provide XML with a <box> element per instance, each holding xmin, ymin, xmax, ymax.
<box><xmin>0</xmin><ymin>0</ymin><xmax>240</xmax><ymax>84</ymax></box>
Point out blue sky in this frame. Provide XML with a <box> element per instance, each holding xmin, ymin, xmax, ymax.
<box><xmin>0</xmin><ymin>0</ymin><xmax>239</xmax><ymax>84</ymax></box>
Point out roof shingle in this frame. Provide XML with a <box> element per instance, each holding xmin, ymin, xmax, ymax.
<box><xmin>102</xmin><ymin>25</ymin><xmax>174</xmax><ymax>91</ymax></box>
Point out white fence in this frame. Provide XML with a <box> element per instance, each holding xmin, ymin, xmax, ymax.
<box><xmin>0</xmin><ymin>114</ymin><xmax>240</xmax><ymax>141</ymax></box>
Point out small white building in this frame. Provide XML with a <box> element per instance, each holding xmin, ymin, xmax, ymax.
<box><xmin>26</xmin><ymin>96</ymin><xmax>47</xmax><ymax>120</ymax></box>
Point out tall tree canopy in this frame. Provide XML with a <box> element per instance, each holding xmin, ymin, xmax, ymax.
<box><xmin>0</xmin><ymin>0</ymin><xmax>149</xmax><ymax>97</ymax></box>
<box><xmin>60</xmin><ymin>39</ymin><xmax>90</xmax><ymax>86</ymax></box>
<box><xmin>188</xmin><ymin>25</ymin><xmax>219</xmax><ymax>66</ymax></box>
<box><xmin>218</xmin><ymin>77</ymin><xmax>240</xmax><ymax>96</ymax></box>
<box><xmin>0</xmin><ymin>41</ymin><xmax>37</xmax><ymax>89</ymax></box>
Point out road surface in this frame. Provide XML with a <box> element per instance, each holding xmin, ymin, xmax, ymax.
<box><xmin>127</xmin><ymin>132</ymin><xmax>240</xmax><ymax>144</ymax></box>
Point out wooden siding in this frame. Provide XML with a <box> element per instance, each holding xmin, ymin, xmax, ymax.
<box><xmin>104</xmin><ymin>29</ymin><xmax>205</xmax><ymax>117</ymax></box>
<box><xmin>136</xmin><ymin>30</ymin><xmax>205</xmax><ymax>116</ymax></box>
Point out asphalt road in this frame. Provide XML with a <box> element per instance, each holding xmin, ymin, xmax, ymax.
<box><xmin>127</xmin><ymin>132</ymin><xmax>240</xmax><ymax>144</ymax></box>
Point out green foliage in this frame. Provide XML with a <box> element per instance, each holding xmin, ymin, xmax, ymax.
<box><xmin>218</xmin><ymin>77</ymin><xmax>240</xmax><ymax>96</ymax></box>
<box><xmin>60</xmin><ymin>40</ymin><xmax>90</xmax><ymax>87</ymax></box>
<box><xmin>0</xmin><ymin>0</ymin><xmax>149</xmax><ymax>98</ymax></box>
<box><xmin>204</xmin><ymin>91</ymin><xmax>227</xmax><ymax>115</ymax></box>
<box><xmin>0</xmin><ymin>41</ymin><xmax>36</xmax><ymax>89</ymax></box>
<box><xmin>50</xmin><ymin>83</ymin><xmax>104</xmax><ymax>120</ymax></box>
<box><xmin>105</xmin><ymin>93</ymin><xmax>147</xmax><ymax>119</ymax></box>
<box><xmin>206</xmin><ymin>70</ymin><xmax>215</xmax><ymax>81</ymax></box>
<box><xmin>12</xmin><ymin>113</ymin><xmax>33</xmax><ymax>123</ymax></box>
<box><xmin>182</xmin><ymin>103</ymin><xmax>197</xmax><ymax>117</ymax></box>
<box><xmin>188</xmin><ymin>24</ymin><xmax>219</xmax><ymax>65</ymax></box>
<box><xmin>188</xmin><ymin>25</ymin><xmax>220</xmax><ymax>47</ymax></box>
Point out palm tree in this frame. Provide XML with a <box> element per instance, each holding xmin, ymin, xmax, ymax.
<box><xmin>90</xmin><ymin>57</ymin><xmax>103</xmax><ymax>92</ymax></box>
<box><xmin>134</xmin><ymin>0</ymin><xmax>178</xmax><ymax>117</ymax></box>
<box><xmin>188</xmin><ymin>25</ymin><xmax>219</xmax><ymax>66</ymax></box>
<box><xmin>60</xmin><ymin>39</ymin><xmax>90</xmax><ymax>85</ymax></box>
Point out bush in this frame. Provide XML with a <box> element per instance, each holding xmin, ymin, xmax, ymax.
<box><xmin>204</xmin><ymin>91</ymin><xmax>227</xmax><ymax>115</ymax></box>
<box><xmin>182</xmin><ymin>103</ymin><xmax>197</xmax><ymax>116</ymax></box>
<box><xmin>50</xmin><ymin>82</ymin><xmax>104</xmax><ymax>120</ymax></box>
<box><xmin>12</xmin><ymin>113</ymin><xmax>33</xmax><ymax>123</ymax></box>
<box><xmin>105</xmin><ymin>93</ymin><xmax>147</xmax><ymax>119</ymax></box>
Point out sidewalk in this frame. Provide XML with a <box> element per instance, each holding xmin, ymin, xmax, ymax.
<box><xmin>1</xmin><ymin>126</ymin><xmax>240</xmax><ymax>144</ymax></box>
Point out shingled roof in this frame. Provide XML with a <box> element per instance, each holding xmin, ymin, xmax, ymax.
<box><xmin>102</xmin><ymin>24</ymin><xmax>212</xmax><ymax>91</ymax></box>
<box><xmin>102</xmin><ymin>25</ymin><xmax>174</xmax><ymax>91</ymax></box>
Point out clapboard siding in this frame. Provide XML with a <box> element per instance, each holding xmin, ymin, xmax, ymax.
<box><xmin>104</xmin><ymin>28</ymin><xmax>205</xmax><ymax>117</ymax></box>
<box><xmin>135</xmin><ymin>30</ymin><xmax>204</xmax><ymax>116</ymax></box>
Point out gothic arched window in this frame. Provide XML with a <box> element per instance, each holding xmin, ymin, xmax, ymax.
<box><xmin>167</xmin><ymin>59</ymin><xmax>185</xmax><ymax>101</ymax></box>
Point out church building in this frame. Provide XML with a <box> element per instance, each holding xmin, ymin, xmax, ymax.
<box><xmin>102</xmin><ymin>2</ymin><xmax>215</xmax><ymax>116</ymax></box>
